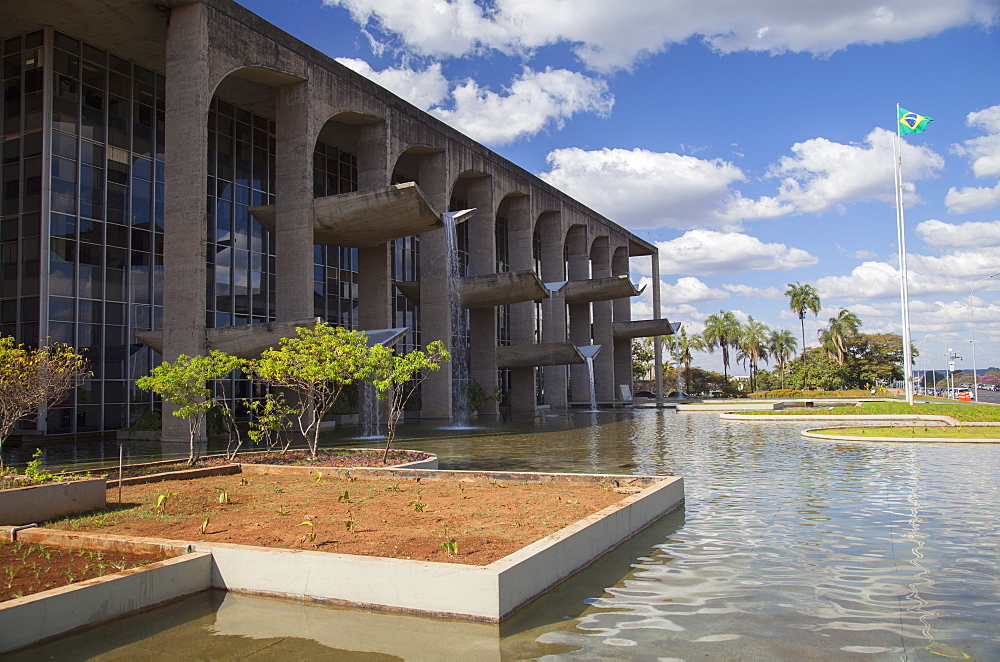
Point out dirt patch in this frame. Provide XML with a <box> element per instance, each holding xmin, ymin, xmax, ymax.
<box><xmin>0</xmin><ymin>540</ymin><xmax>168</xmax><ymax>602</ymax></box>
<box><xmin>89</xmin><ymin>449</ymin><xmax>432</xmax><ymax>481</ymax></box>
<box><xmin>48</xmin><ymin>473</ymin><xmax>628</xmax><ymax>565</ymax></box>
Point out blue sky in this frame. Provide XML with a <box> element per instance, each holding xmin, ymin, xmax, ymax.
<box><xmin>239</xmin><ymin>0</ymin><xmax>999</xmax><ymax>377</ymax></box>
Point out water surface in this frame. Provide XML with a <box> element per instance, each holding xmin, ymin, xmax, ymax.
<box><xmin>11</xmin><ymin>409</ymin><xmax>1000</xmax><ymax>660</ymax></box>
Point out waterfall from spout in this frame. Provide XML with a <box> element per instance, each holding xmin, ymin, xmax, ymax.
<box><xmin>359</xmin><ymin>381</ymin><xmax>383</xmax><ymax>439</ymax></box>
<box><xmin>576</xmin><ymin>344</ymin><xmax>602</xmax><ymax>412</ymax></box>
<box><xmin>443</xmin><ymin>211</ymin><xmax>470</xmax><ymax>427</ymax></box>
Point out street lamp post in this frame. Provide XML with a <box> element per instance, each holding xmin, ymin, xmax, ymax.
<box><xmin>969</xmin><ymin>272</ymin><xmax>1000</xmax><ymax>402</ymax></box>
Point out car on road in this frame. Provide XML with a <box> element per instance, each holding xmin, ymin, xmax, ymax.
<box><xmin>633</xmin><ymin>390</ymin><xmax>656</xmax><ymax>398</ymax></box>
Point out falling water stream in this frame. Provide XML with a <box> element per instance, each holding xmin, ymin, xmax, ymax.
<box><xmin>443</xmin><ymin>210</ymin><xmax>471</xmax><ymax>428</ymax></box>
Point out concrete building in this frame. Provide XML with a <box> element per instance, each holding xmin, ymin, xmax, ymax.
<box><xmin>2</xmin><ymin>0</ymin><xmax>667</xmax><ymax>439</ymax></box>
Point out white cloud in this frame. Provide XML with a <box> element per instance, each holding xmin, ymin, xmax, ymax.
<box><xmin>538</xmin><ymin>148</ymin><xmax>746</xmax><ymax>230</ymax></box>
<box><xmin>916</xmin><ymin>219</ymin><xmax>1000</xmax><ymax>249</ymax></box>
<box><xmin>952</xmin><ymin>104</ymin><xmax>1000</xmax><ymax>178</ymax></box>
<box><xmin>657</xmin><ymin>276</ymin><xmax>730</xmax><ymax>304</ymax></box>
<box><xmin>723</xmin><ymin>128</ymin><xmax>945</xmax><ymax>222</ymax></box>
<box><xmin>946</xmin><ymin>181</ymin><xmax>1000</xmax><ymax>214</ymax></box>
<box><xmin>653</xmin><ymin>230</ymin><xmax>818</xmax><ymax>276</ymax></box>
<box><xmin>429</xmin><ymin>67</ymin><xmax>613</xmax><ymax>145</ymax></box>
<box><xmin>817</xmin><ymin>257</ymin><xmax>1000</xmax><ymax>302</ymax></box>
<box><xmin>336</xmin><ymin>58</ymin><xmax>450</xmax><ymax>109</ymax></box>
<box><xmin>722</xmin><ymin>284</ymin><xmax>784</xmax><ymax>299</ymax></box>
<box><xmin>324</xmin><ymin>0</ymin><xmax>998</xmax><ymax>72</ymax></box>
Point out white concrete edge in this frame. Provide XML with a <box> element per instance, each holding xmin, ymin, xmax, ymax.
<box><xmin>492</xmin><ymin>476</ymin><xmax>684</xmax><ymax>619</ymax></box>
<box><xmin>801</xmin><ymin>428</ymin><xmax>1000</xmax><ymax>444</ymax></box>
<box><xmin>720</xmin><ymin>413</ymin><xmax>960</xmax><ymax>425</ymax></box>
<box><xmin>0</xmin><ymin>552</ymin><xmax>213</xmax><ymax>654</ymax></box>
<box><xmin>0</xmin><ymin>477</ymin><xmax>107</xmax><ymax>527</ymax></box>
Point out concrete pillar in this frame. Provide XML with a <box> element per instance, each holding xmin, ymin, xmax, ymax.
<box><xmin>417</xmin><ymin>153</ymin><xmax>451</xmax><ymax>418</ymax></box>
<box><xmin>466</xmin><ymin>177</ymin><xmax>498</xmax><ymax>415</ymax></box>
<box><xmin>356</xmin><ymin>122</ymin><xmax>391</xmax><ymax>332</ymax></box>
<box><xmin>566</xmin><ymin>226</ymin><xmax>590</xmax><ymax>403</ymax></box>
<box><xmin>507</xmin><ymin>197</ymin><xmax>535</xmax><ymax>411</ymax></box>
<box><xmin>612</xmin><ymin>246</ymin><xmax>632</xmax><ymax>398</ymax></box>
<box><xmin>539</xmin><ymin>214</ymin><xmax>567</xmax><ymax>407</ymax></box>
<box><xmin>274</xmin><ymin>81</ymin><xmax>315</xmax><ymax>322</ymax></box>
<box><xmin>591</xmin><ymin>238</ymin><xmax>615</xmax><ymax>401</ymax></box>
<box><xmin>651</xmin><ymin>252</ymin><xmax>663</xmax><ymax>398</ymax></box>
<box><xmin>162</xmin><ymin>3</ymin><xmax>211</xmax><ymax>441</ymax></box>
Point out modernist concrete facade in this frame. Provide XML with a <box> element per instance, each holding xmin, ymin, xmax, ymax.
<box><xmin>3</xmin><ymin>0</ymin><xmax>666</xmax><ymax>439</ymax></box>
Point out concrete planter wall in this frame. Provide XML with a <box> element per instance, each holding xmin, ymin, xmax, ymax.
<box><xmin>194</xmin><ymin>470</ymin><xmax>684</xmax><ymax>622</ymax></box>
<box><xmin>0</xmin><ymin>551</ymin><xmax>212</xmax><ymax>653</ymax></box>
<box><xmin>0</xmin><ymin>477</ymin><xmax>106</xmax><ymax>526</ymax></box>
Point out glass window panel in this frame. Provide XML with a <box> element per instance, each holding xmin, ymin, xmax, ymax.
<box><xmin>130</xmin><ymin>177</ymin><xmax>151</xmax><ymax>226</ymax></box>
<box><xmin>79</xmin><ymin>299</ymin><xmax>101</xmax><ymax>323</ymax></box>
<box><xmin>52</xmin><ymin>131</ymin><xmax>77</xmax><ymax>160</ymax></box>
<box><xmin>2</xmin><ymin>163</ymin><xmax>19</xmax><ymax>215</ymax></box>
<box><xmin>80</xmin><ymin>164</ymin><xmax>104</xmax><ymax>220</ymax></box>
<box><xmin>50</xmin><ymin>156</ymin><xmax>77</xmax><ymax>214</ymax></box>
<box><xmin>81</xmin><ymin>86</ymin><xmax>105</xmax><ymax>141</ymax></box>
<box><xmin>48</xmin><ymin>296</ymin><xmax>73</xmax><ymax>322</ymax></box>
<box><xmin>22</xmin><ymin>155</ymin><xmax>42</xmax><ymax>213</ymax></box>
<box><xmin>53</xmin><ymin>49</ymin><xmax>79</xmax><ymax>77</ymax></box>
<box><xmin>132</xmin><ymin>156</ymin><xmax>151</xmax><ymax>181</ymax></box>
<box><xmin>82</xmin><ymin>43</ymin><xmax>106</xmax><ymax>66</ymax></box>
<box><xmin>2</xmin><ymin>138</ymin><xmax>18</xmax><ymax>165</ymax></box>
<box><xmin>81</xmin><ymin>140</ymin><xmax>104</xmax><ymax>166</ymax></box>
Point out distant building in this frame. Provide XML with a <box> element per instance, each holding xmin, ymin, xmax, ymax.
<box><xmin>3</xmin><ymin>0</ymin><xmax>670</xmax><ymax>439</ymax></box>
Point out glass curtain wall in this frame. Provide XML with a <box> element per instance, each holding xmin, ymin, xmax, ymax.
<box><xmin>2</xmin><ymin>29</ymin><xmax>164</xmax><ymax>434</ymax></box>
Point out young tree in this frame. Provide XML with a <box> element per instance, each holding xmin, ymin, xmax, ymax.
<box><xmin>0</xmin><ymin>337</ymin><xmax>90</xmax><ymax>470</ymax></box>
<box><xmin>246</xmin><ymin>323</ymin><xmax>371</xmax><ymax>460</ymax></box>
<box><xmin>368</xmin><ymin>340</ymin><xmax>450</xmax><ymax>462</ymax></box>
<box><xmin>703</xmin><ymin>310</ymin><xmax>740</xmax><ymax>384</ymax></box>
<box><xmin>136</xmin><ymin>350</ymin><xmax>242</xmax><ymax>466</ymax></box>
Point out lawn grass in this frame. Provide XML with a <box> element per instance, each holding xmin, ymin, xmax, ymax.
<box><xmin>745</xmin><ymin>401</ymin><xmax>1000</xmax><ymax>422</ymax></box>
<box><xmin>815</xmin><ymin>426</ymin><xmax>1000</xmax><ymax>439</ymax></box>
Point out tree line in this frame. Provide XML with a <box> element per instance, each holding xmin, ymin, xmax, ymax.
<box><xmin>634</xmin><ymin>281</ymin><xmax>909</xmax><ymax>394</ymax></box>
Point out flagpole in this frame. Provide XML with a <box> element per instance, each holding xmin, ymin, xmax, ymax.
<box><xmin>894</xmin><ymin>103</ymin><xmax>916</xmax><ymax>406</ymax></box>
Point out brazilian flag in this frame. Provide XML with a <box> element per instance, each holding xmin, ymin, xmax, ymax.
<box><xmin>898</xmin><ymin>107</ymin><xmax>933</xmax><ymax>135</ymax></box>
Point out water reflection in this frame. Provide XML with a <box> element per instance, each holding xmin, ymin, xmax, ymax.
<box><xmin>9</xmin><ymin>409</ymin><xmax>1000</xmax><ymax>661</ymax></box>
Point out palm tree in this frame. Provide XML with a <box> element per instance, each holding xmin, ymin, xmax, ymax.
<box><xmin>739</xmin><ymin>317</ymin><xmax>770</xmax><ymax>391</ymax></box>
<box><xmin>665</xmin><ymin>327</ymin><xmax>706</xmax><ymax>393</ymax></box>
<box><xmin>785</xmin><ymin>282</ymin><xmax>821</xmax><ymax>363</ymax></box>
<box><xmin>703</xmin><ymin>310</ymin><xmax>740</xmax><ymax>385</ymax></box>
<box><xmin>821</xmin><ymin>308</ymin><xmax>862</xmax><ymax>365</ymax></box>
<box><xmin>768</xmin><ymin>330</ymin><xmax>797</xmax><ymax>388</ymax></box>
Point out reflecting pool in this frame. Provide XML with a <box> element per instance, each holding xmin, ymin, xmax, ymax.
<box><xmin>10</xmin><ymin>408</ymin><xmax>1000</xmax><ymax>660</ymax></box>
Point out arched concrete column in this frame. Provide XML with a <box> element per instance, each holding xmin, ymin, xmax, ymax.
<box><xmin>417</xmin><ymin>152</ymin><xmax>451</xmax><ymax>418</ymax></box>
<box><xmin>537</xmin><ymin>212</ymin><xmax>567</xmax><ymax>407</ymax></box>
<box><xmin>611</xmin><ymin>245</ymin><xmax>632</xmax><ymax>398</ymax></box>
<box><xmin>505</xmin><ymin>196</ymin><xmax>535</xmax><ymax>411</ymax></box>
<box><xmin>354</xmin><ymin>120</ymin><xmax>391</xmax><ymax>332</ymax></box>
<box><xmin>566</xmin><ymin>224</ymin><xmax>591</xmax><ymax>403</ymax></box>
<box><xmin>590</xmin><ymin>236</ymin><xmax>615</xmax><ymax>401</ymax></box>
<box><xmin>465</xmin><ymin>176</ymin><xmax>498</xmax><ymax>415</ymax></box>
<box><xmin>162</xmin><ymin>3</ymin><xmax>212</xmax><ymax>440</ymax></box>
<box><xmin>274</xmin><ymin>80</ymin><xmax>316</xmax><ymax>322</ymax></box>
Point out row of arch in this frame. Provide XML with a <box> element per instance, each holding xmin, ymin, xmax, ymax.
<box><xmin>159</xmin><ymin>1</ymin><xmax>658</xmax><ymax>435</ymax></box>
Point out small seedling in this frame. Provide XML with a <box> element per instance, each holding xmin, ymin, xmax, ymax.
<box><xmin>216</xmin><ymin>487</ymin><xmax>230</xmax><ymax>504</ymax></box>
<box><xmin>387</xmin><ymin>483</ymin><xmax>402</xmax><ymax>492</ymax></box>
<box><xmin>458</xmin><ymin>484</ymin><xmax>466</xmax><ymax>496</ymax></box>
<box><xmin>440</xmin><ymin>539</ymin><xmax>458</xmax><ymax>555</ymax></box>
<box><xmin>154</xmin><ymin>492</ymin><xmax>176</xmax><ymax>513</ymax></box>
<box><xmin>408</xmin><ymin>499</ymin><xmax>426</xmax><ymax>513</ymax></box>
<box><xmin>200</xmin><ymin>517</ymin><xmax>210</xmax><ymax>534</ymax></box>
<box><xmin>337</xmin><ymin>490</ymin><xmax>350</xmax><ymax>503</ymax></box>
<box><xmin>315</xmin><ymin>471</ymin><xmax>325</xmax><ymax>485</ymax></box>
<box><xmin>299</xmin><ymin>520</ymin><xmax>316</xmax><ymax>543</ymax></box>
<box><xmin>489</xmin><ymin>480</ymin><xmax>505</xmax><ymax>488</ymax></box>
<box><xmin>345</xmin><ymin>518</ymin><xmax>359</xmax><ymax>532</ymax></box>
<box><xmin>239</xmin><ymin>477</ymin><xmax>249</xmax><ymax>486</ymax></box>
<box><xmin>272</xmin><ymin>486</ymin><xmax>284</xmax><ymax>494</ymax></box>
<box><xmin>275</xmin><ymin>509</ymin><xmax>289</xmax><ymax>515</ymax></box>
